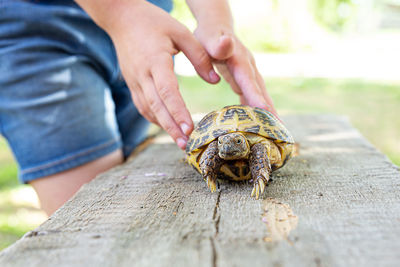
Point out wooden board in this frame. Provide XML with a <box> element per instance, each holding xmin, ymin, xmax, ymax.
<box><xmin>1</xmin><ymin>115</ymin><xmax>399</xmax><ymax>267</ymax></box>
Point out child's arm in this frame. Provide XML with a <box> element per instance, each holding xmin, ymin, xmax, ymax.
<box><xmin>75</xmin><ymin>0</ymin><xmax>220</xmax><ymax>149</ymax></box>
<box><xmin>187</xmin><ymin>0</ymin><xmax>277</xmax><ymax>116</ymax></box>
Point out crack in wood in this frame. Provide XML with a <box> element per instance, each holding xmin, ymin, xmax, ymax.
<box><xmin>174</xmin><ymin>200</ymin><xmax>184</xmax><ymax>214</ymax></box>
<box><xmin>212</xmin><ymin>191</ymin><xmax>221</xmax><ymax>236</ymax></box>
<box><xmin>172</xmin><ymin>200</ymin><xmax>184</xmax><ymax>215</ymax></box>
<box><xmin>214</xmin><ymin>213</ymin><xmax>221</xmax><ymax>236</ymax></box>
<box><xmin>211</xmin><ymin>191</ymin><xmax>221</xmax><ymax>267</ymax></box>
<box><xmin>210</xmin><ymin>237</ymin><xmax>217</xmax><ymax>267</ymax></box>
<box><xmin>212</xmin><ymin>192</ymin><xmax>221</xmax><ymax>220</ymax></box>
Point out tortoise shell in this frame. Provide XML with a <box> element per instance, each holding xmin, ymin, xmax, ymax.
<box><xmin>186</xmin><ymin>105</ymin><xmax>295</xmax><ymax>178</ymax></box>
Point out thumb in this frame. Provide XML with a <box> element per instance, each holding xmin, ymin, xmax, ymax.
<box><xmin>195</xmin><ymin>28</ymin><xmax>235</xmax><ymax>60</ymax></box>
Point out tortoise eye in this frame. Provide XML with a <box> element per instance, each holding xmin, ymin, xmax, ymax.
<box><xmin>237</xmin><ymin>139</ymin><xmax>242</xmax><ymax>144</ymax></box>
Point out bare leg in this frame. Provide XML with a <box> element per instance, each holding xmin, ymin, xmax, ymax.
<box><xmin>199</xmin><ymin>141</ymin><xmax>224</xmax><ymax>192</ymax></box>
<box><xmin>29</xmin><ymin>149</ymin><xmax>123</xmax><ymax>216</ymax></box>
<box><xmin>249</xmin><ymin>143</ymin><xmax>272</xmax><ymax>199</ymax></box>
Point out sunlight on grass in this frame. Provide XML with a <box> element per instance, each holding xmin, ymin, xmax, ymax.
<box><xmin>0</xmin><ymin>186</ymin><xmax>47</xmax><ymax>250</ymax></box>
<box><xmin>0</xmin><ymin>139</ymin><xmax>18</xmax><ymax>189</ymax></box>
<box><xmin>0</xmin><ymin>138</ymin><xmax>47</xmax><ymax>250</ymax></box>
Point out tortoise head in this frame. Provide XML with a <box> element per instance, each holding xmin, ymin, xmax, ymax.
<box><xmin>217</xmin><ymin>133</ymin><xmax>250</xmax><ymax>160</ymax></box>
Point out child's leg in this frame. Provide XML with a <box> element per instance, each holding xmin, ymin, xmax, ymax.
<box><xmin>29</xmin><ymin>149</ymin><xmax>123</xmax><ymax>216</ymax></box>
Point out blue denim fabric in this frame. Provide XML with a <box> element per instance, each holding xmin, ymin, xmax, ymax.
<box><xmin>0</xmin><ymin>0</ymin><xmax>172</xmax><ymax>183</ymax></box>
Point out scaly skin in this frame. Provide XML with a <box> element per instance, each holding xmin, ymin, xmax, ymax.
<box><xmin>249</xmin><ymin>143</ymin><xmax>272</xmax><ymax>199</ymax></box>
<box><xmin>199</xmin><ymin>141</ymin><xmax>224</xmax><ymax>192</ymax></box>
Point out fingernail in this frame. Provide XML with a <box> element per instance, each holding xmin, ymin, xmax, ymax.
<box><xmin>219</xmin><ymin>35</ymin><xmax>232</xmax><ymax>44</ymax></box>
<box><xmin>209</xmin><ymin>70</ymin><xmax>220</xmax><ymax>83</ymax></box>
<box><xmin>176</xmin><ymin>138</ymin><xmax>187</xmax><ymax>150</ymax></box>
<box><xmin>180</xmin><ymin>123</ymin><xmax>191</xmax><ymax>136</ymax></box>
<box><xmin>263</xmin><ymin>102</ymin><xmax>276</xmax><ymax>113</ymax></box>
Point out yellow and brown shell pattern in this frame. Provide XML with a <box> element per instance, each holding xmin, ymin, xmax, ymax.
<box><xmin>186</xmin><ymin>105</ymin><xmax>294</xmax><ymax>181</ymax></box>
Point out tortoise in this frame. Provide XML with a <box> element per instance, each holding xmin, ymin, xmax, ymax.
<box><xmin>185</xmin><ymin>105</ymin><xmax>294</xmax><ymax>199</ymax></box>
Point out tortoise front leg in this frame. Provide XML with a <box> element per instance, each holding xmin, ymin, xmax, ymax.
<box><xmin>249</xmin><ymin>142</ymin><xmax>272</xmax><ymax>199</ymax></box>
<box><xmin>199</xmin><ymin>141</ymin><xmax>224</xmax><ymax>192</ymax></box>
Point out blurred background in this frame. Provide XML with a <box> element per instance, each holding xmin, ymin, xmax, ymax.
<box><xmin>0</xmin><ymin>0</ymin><xmax>399</xmax><ymax>250</ymax></box>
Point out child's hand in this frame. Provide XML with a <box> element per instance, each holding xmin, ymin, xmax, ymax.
<box><xmin>194</xmin><ymin>27</ymin><xmax>278</xmax><ymax>118</ymax></box>
<box><xmin>186</xmin><ymin>0</ymin><xmax>277</xmax><ymax>117</ymax></box>
<box><xmin>76</xmin><ymin>0</ymin><xmax>220</xmax><ymax>150</ymax></box>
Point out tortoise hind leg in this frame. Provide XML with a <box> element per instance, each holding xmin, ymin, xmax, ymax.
<box><xmin>199</xmin><ymin>140</ymin><xmax>224</xmax><ymax>192</ymax></box>
<box><xmin>250</xmin><ymin>143</ymin><xmax>272</xmax><ymax>199</ymax></box>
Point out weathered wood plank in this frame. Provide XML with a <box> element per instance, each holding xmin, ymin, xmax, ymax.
<box><xmin>1</xmin><ymin>115</ymin><xmax>399</xmax><ymax>267</ymax></box>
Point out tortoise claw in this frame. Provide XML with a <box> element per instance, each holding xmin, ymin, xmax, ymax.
<box><xmin>251</xmin><ymin>175</ymin><xmax>269</xmax><ymax>199</ymax></box>
<box><xmin>251</xmin><ymin>182</ymin><xmax>261</xmax><ymax>199</ymax></box>
<box><xmin>255</xmin><ymin>184</ymin><xmax>260</xmax><ymax>199</ymax></box>
<box><xmin>249</xmin><ymin>142</ymin><xmax>271</xmax><ymax>200</ymax></box>
<box><xmin>259</xmin><ymin>179</ymin><xmax>266</xmax><ymax>194</ymax></box>
<box><xmin>251</xmin><ymin>186</ymin><xmax>256</xmax><ymax>197</ymax></box>
<box><xmin>206</xmin><ymin>177</ymin><xmax>217</xmax><ymax>193</ymax></box>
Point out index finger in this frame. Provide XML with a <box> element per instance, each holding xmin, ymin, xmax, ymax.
<box><xmin>255</xmin><ymin>69</ymin><xmax>278</xmax><ymax>117</ymax></box>
<box><xmin>172</xmin><ymin>26</ymin><xmax>220</xmax><ymax>84</ymax></box>
<box><xmin>151</xmin><ymin>54</ymin><xmax>194</xmax><ymax>136</ymax></box>
<box><xmin>225</xmin><ymin>56</ymin><xmax>267</xmax><ymax>108</ymax></box>
<box><xmin>214</xmin><ymin>61</ymin><xmax>243</xmax><ymax>96</ymax></box>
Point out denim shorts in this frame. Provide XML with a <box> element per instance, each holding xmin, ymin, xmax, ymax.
<box><xmin>0</xmin><ymin>0</ymin><xmax>172</xmax><ymax>183</ymax></box>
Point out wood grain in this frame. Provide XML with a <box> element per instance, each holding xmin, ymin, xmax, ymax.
<box><xmin>1</xmin><ymin>115</ymin><xmax>399</xmax><ymax>267</ymax></box>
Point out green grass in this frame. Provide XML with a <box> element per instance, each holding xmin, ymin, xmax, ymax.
<box><xmin>179</xmin><ymin>76</ymin><xmax>400</xmax><ymax>166</ymax></box>
<box><xmin>0</xmin><ymin>188</ymin><xmax>45</xmax><ymax>250</ymax></box>
<box><xmin>0</xmin><ymin>139</ymin><xmax>18</xmax><ymax>189</ymax></box>
<box><xmin>0</xmin><ymin>138</ymin><xmax>46</xmax><ymax>250</ymax></box>
<box><xmin>0</xmin><ymin>76</ymin><xmax>399</xmax><ymax>251</ymax></box>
